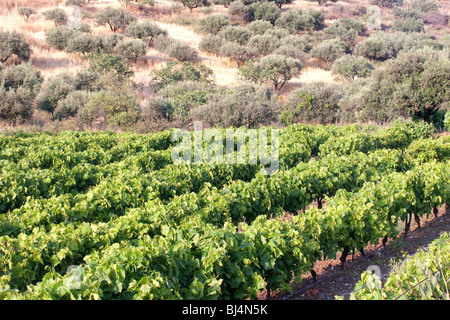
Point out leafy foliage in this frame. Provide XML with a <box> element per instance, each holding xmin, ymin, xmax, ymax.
<box><xmin>116</xmin><ymin>39</ymin><xmax>148</xmax><ymax>63</ymax></box>
<box><xmin>44</xmin><ymin>8</ymin><xmax>69</xmax><ymax>26</ymax></box>
<box><xmin>191</xmin><ymin>83</ymin><xmax>280</xmax><ymax>127</ymax></box>
<box><xmin>282</xmin><ymin>82</ymin><xmax>343</xmax><ymax>124</ymax></box>
<box><xmin>17</xmin><ymin>7</ymin><xmax>37</xmax><ymax>21</ymax></box>
<box><xmin>331</xmin><ymin>54</ymin><xmax>374</xmax><ymax>80</ymax></box>
<box><xmin>95</xmin><ymin>7</ymin><xmax>137</xmax><ymax>32</ymax></box>
<box><xmin>239</xmin><ymin>54</ymin><xmax>302</xmax><ymax>90</ymax></box>
<box><xmin>45</xmin><ymin>26</ymin><xmax>75</xmax><ymax>51</ymax></box>
<box><xmin>0</xmin><ymin>32</ymin><xmax>31</xmax><ymax>63</ymax></box>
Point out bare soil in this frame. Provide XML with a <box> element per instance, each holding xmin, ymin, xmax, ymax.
<box><xmin>261</xmin><ymin>207</ymin><xmax>450</xmax><ymax>300</ymax></box>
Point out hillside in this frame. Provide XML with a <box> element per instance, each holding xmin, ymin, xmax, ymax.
<box><xmin>0</xmin><ymin>0</ymin><xmax>448</xmax><ymax>131</ymax></box>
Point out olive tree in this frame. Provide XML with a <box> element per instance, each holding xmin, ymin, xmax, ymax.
<box><xmin>0</xmin><ymin>32</ymin><xmax>31</xmax><ymax>63</ymax></box>
<box><xmin>95</xmin><ymin>7</ymin><xmax>137</xmax><ymax>32</ymax></box>
<box><xmin>174</xmin><ymin>0</ymin><xmax>209</xmax><ymax>12</ymax></box>
<box><xmin>36</xmin><ymin>74</ymin><xmax>76</xmax><ymax>116</ymax></box>
<box><xmin>198</xmin><ymin>14</ymin><xmax>230</xmax><ymax>35</ymax></box>
<box><xmin>17</xmin><ymin>7</ymin><xmax>37</xmax><ymax>21</ymax></box>
<box><xmin>45</xmin><ymin>26</ymin><xmax>74</xmax><ymax>51</ymax></box>
<box><xmin>124</xmin><ymin>21</ymin><xmax>167</xmax><ymax>46</ymax></box>
<box><xmin>44</xmin><ymin>8</ymin><xmax>68</xmax><ymax>26</ymax></box>
<box><xmin>65</xmin><ymin>33</ymin><xmax>103</xmax><ymax>55</ymax></box>
<box><xmin>239</xmin><ymin>54</ymin><xmax>302</xmax><ymax>90</ymax></box>
<box><xmin>345</xmin><ymin>47</ymin><xmax>450</xmax><ymax>123</ymax></box>
<box><xmin>0</xmin><ymin>87</ymin><xmax>34</xmax><ymax>125</ymax></box>
<box><xmin>281</xmin><ymin>82</ymin><xmax>343</xmax><ymax>125</ymax></box>
<box><xmin>331</xmin><ymin>54</ymin><xmax>374</xmax><ymax>80</ymax></box>
<box><xmin>218</xmin><ymin>25</ymin><xmax>252</xmax><ymax>45</ymax></box>
<box><xmin>355</xmin><ymin>32</ymin><xmax>400</xmax><ymax>61</ymax></box>
<box><xmin>0</xmin><ymin>63</ymin><xmax>43</xmax><ymax>98</ymax></box>
<box><xmin>310</xmin><ymin>38</ymin><xmax>347</xmax><ymax>64</ymax></box>
<box><xmin>199</xmin><ymin>34</ymin><xmax>224</xmax><ymax>54</ymax></box>
<box><xmin>191</xmin><ymin>83</ymin><xmax>280</xmax><ymax>128</ymax></box>
<box><xmin>116</xmin><ymin>39</ymin><xmax>147</xmax><ymax>63</ymax></box>
<box><xmin>219</xmin><ymin>41</ymin><xmax>257</xmax><ymax>67</ymax></box>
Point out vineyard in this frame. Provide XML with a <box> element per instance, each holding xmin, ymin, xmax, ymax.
<box><xmin>1</xmin><ymin>121</ymin><xmax>450</xmax><ymax>300</ymax></box>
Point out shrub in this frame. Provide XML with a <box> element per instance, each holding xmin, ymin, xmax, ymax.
<box><xmin>124</xmin><ymin>21</ymin><xmax>167</xmax><ymax>46</ymax></box>
<box><xmin>212</xmin><ymin>0</ymin><xmax>233</xmax><ymax>7</ymax></box>
<box><xmin>262</xmin><ymin>27</ymin><xmax>290</xmax><ymax>39</ymax></box>
<box><xmin>218</xmin><ymin>25</ymin><xmax>252</xmax><ymax>45</ymax></box>
<box><xmin>444</xmin><ymin>112</ymin><xmax>450</xmax><ymax>130</ymax></box>
<box><xmin>54</xmin><ymin>90</ymin><xmax>93</xmax><ymax>120</ymax></box>
<box><xmin>0</xmin><ymin>63</ymin><xmax>43</xmax><ymax>98</ymax></box>
<box><xmin>36</xmin><ymin>74</ymin><xmax>76</xmax><ymax>115</ymax></box>
<box><xmin>152</xmin><ymin>61</ymin><xmax>215</xmax><ymax>89</ymax></box>
<box><xmin>228</xmin><ymin>1</ymin><xmax>250</xmax><ymax>21</ymax></box>
<box><xmin>275</xmin><ymin>9</ymin><xmax>324</xmax><ymax>32</ymax></box>
<box><xmin>65</xmin><ymin>0</ymin><xmax>88</xmax><ymax>6</ymax></box>
<box><xmin>116</xmin><ymin>39</ymin><xmax>147</xmax><ymax>63</ymax></box>
<box><xmin>273</xmin><ymin>44</ymin><xmax>309</xmax><ymax>62</ymax></box>
<box><xmin>309</xmin><ymin>0</ymin><xmax>338</xmax><ymax>5</ymax></box>
<box><xmin>334</xmin><ymin>18</ymin><xmax>366</xmax><ymax>35</ymax></box>
<box><xmin>345</xmin><ymin>47</ymin><xmax>450</xmax><ymax>123</ymax></box>
<box><xmin>95</xmin><ymin>7</ymin><xmax>137</xmax><ymax>32</ymax></box>
<box><xmin>65</xmin><ymin>33</ymin><xmax>103</xmax><ymax>55</ymax></box>
<box><xmin>150</xmin><ymin>80</ymin><xmax>212</xmax><ymax>122</ymax></box>
<box><xmin>199</xmin><ymin>34</ymin><xmax>223</xmax><ymax>54</ymax></box>
<box><xmin>408</xmin><ymin>0</ymin><xmax>438</xmax><ymax>14</ymax></box>
<box><xmin>76</xmin><ymin>23</ymin><xmax>92</xmax><ymax>33</ymax></box>
<box><xmin>441</xmin><ymin>35</ymin><xmax>450</xmax><ymax>50</ymax></box>
<box><xmin>270</xmin><ymin>0</ymin><xmax>292</xmax><ymax>9</ymax></box>
<box><xmin>17</xmin><ymin>7</ymin><xmax>37</xmax><ymax>21</ymax></box>
<box><xmin>198</xmin><ymin>14</ymin><xmax>230</xmax><ymax>35</ymax></box>
<box><xmin>305</xmin><ymin>9</ymin><xmax>325</xmax><ymax>30</ymax></box>
<box><xmin>175</xmin><ymin>0</ymin><xmax>209</xmax><ymax>12</ymax></box>
<box><xmin>88</xmin><ymin>53</ymin><xmax>134</xmax><ymax>80</ymax></box>
<box><xmin>165</xmin><ymin>41</ymin><xmax>197</xmax><ymax>61</ymax></box>
<box><xmin>248</xmin><ymin>1</ymin><xmax>281</xmax><ymax>24</ymax></box>
<box><xmin>368</xmin><ymin>0</ymin><xmax>402</xmax><ymax>8</ymax></box>
<box><xmin>248</xmin><ymin>34</ymin><xmax>281</xmax><ymax>56</ymax></box>
<box><xmin>72</xmin><ymin>70</ymin><xmax>102</xmax><ymax>91</ymax></box>
<box><xmin>153</xmin><ymin>35</ymin><xmax>173</xmax><ymax>52</ymax></box>
<box><xmin>281</xmin><ymin>82</ymin><xmax>343</xmax><ymax>125</ymax></box>
<box><xmin>45</xmin><ymin>26</ymin><xmax>74</xmax><ymax>51</ymax></box>
<box><xmin>78</xmin><ymin>76</ymin><xmax>140</xmax><ymax>128</ymax></box>
<box><xmin>44</xmin><ymin>8</ymin><xmax>68</xmax><ymax>26</ymax></box>
<box><xmin>392</xmin><ymin>17</ymin><xmax>425</xmax><ymax>33</ymax></box>
<box><xmin>142</xmin><ymin>96</ymin><xmax>172</xmax><ymax>122</ymax></box>
<box><xmin>239</xmin><ymin>54</ymin><xmax>302</xmax><ymax>90</ymax></box>
<box><xmin>355</xmin><ymin>32</ymin><xmax>399</xmax><ymax>61</ymax></box>
<box><xmin>392</xmin><ymin>7</ymin><xmax>423</xmax><ymax>20</ymax></box>
<box><xmin>0</xmin><ymin>32</ymin><xmax>31</xmax><ymax>63</ymax></box>
<box><xmin>219</xmin><ymin>41</ymin><xmax>257</xmax><ymax>67</ymax></box>
<box><xmin>279</xmin><ymin>35</ymin><xmax>313</xmax><ymax>52</ymax></box>
<box><xmin>100</xmin><ymin>33</ymin><xmax>125</xmax><ymax>54</ymax></box>
<box><xmin>246</xmin><ymin>20</ymin><xmax>273</xmax><ymax>35</ymax></box>
<box><xmin>0</xmin><ymin>87</ymin><xmax>34</xmax><ymax>125</ymax></box>
<box><xmin>274</xmin><ymin>9</ymin><xmax>302</xmax><ymax>33</ymax></box>
<box><xmin>320</xmin><ymin>24</ymin><xmax>358</xmax><ymax>47</ymax></box>
<box><xmin>331</xmin><ymin>54</ymin><xmax>374</xmax><ymax>80</ymax></box>
<box><xmin>310</xmin><ymin>38</ymin><xmax>347</xmax><ymax>64</ymax></box>
<box><xmin>191</xmin><ymin>83</ymin><xmax>280</xmax><ymax>128</ymax></box>
<box><xmin>395</xmin><ymin>32</ymin><xmax>442</xmax><ymax>52</ymax></box>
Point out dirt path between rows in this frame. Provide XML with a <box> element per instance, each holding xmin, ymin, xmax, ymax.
<box><xmin>262</xmin><ymin>207</ymin><xmax>450</xmax><ymax>300</ymax></box>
